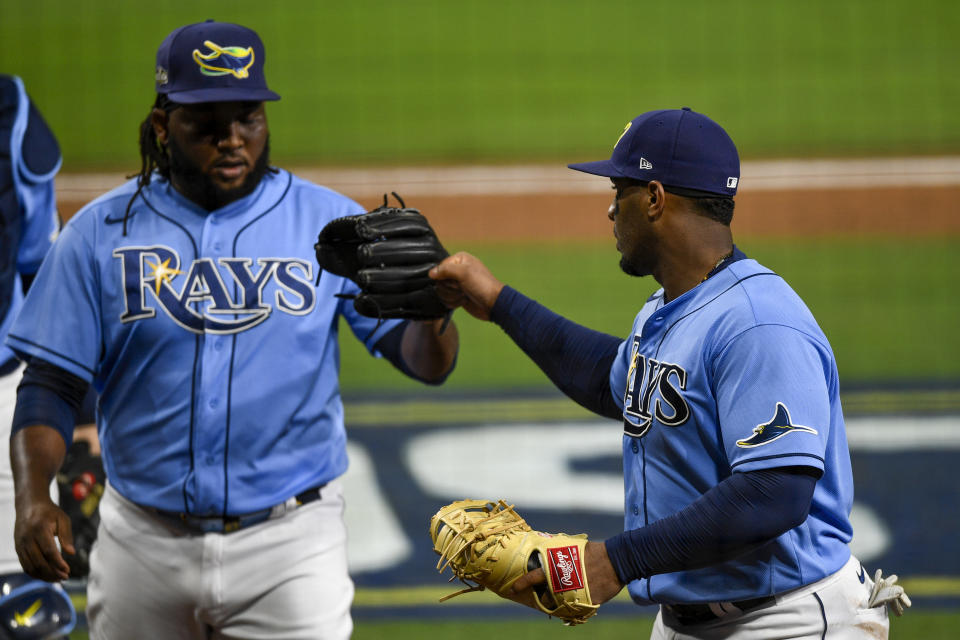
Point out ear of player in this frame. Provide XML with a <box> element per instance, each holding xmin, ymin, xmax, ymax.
<box><xmin>314</xmin><ymin>193</ymin><xmax>451</xmax><ymax>321</ymax></box>
<box><xmin>429</xmin><ymin>499</ymin><xmax>600</xmax><ymax>626</ymax></box>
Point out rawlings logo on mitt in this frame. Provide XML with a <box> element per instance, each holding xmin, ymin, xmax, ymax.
<box><xmin>429</xmin><ymin>499</ymin><xmax>599</xmax><ymax>626</ymax></box>
<box><xmin>314</xmin><ymin>192</ymin><xmax>450</xmax><ymax>322</ymax></box>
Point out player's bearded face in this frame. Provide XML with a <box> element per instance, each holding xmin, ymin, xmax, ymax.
<box><xmin>164</xmin><ymin>101</ymin><xmax>271</xmax><ymax>211</ymax></box>
<box><xmin>167</xmin><ymin>135</ymin><xmax>270</xmax><ymax>211</ymax></box>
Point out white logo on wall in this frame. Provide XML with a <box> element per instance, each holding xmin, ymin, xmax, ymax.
<box><xmin>727</xmin><ymin>177</ymin><xmax>739</xmax><ymax>188</ymax></box>
<box><xmin>639</xmin><ymin>158</ymin><xmax>653</xmax><ymax>170</ymax></box>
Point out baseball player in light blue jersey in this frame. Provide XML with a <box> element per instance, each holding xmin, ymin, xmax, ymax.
<box><xmin>0</xmin><ymin>73</ymin><xmax>78</xmax><ymax>639</ymax></box>
<box><xmin>6</xmin><ymin>21</ymin><xmax>458</xmax><ymax>640</ymax></box>
<box><xmin>430</xmin><ymin>108</ymin><xmax>908</xmax><ymax>638</ymax></box>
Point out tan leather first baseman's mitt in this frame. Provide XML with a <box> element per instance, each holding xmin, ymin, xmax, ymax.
<box><xmin>429</xmin><ymin>499</ymin><xmax>599</xmax><ymax>625</ymax></box>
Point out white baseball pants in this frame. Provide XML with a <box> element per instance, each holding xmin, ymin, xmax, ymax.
<box><xmin>87</xmin><ymin>481</ymin><xmax>353</xmax><ymax>640</ymax></box>
<box><xmin>653</xmin><ymin>555</ymin><xmax>890</xmax><ymax>639</ymax></box>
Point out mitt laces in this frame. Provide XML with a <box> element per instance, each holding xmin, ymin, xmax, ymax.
<box><xmin>434</xmin><ymin>501</ymin><xmax>530</xmax><ymax>600</ymax></box>
<box><xmin>328</xmin><ymin>190</ymin><xmax>451</xmax><ymax>338</ymax></box>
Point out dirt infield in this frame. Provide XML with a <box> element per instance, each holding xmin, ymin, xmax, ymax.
<box><xmin>56</xmin><ymin>159</ymin><xmax>960</xmax><ymax>241</ymax></box>
<box><xmin>348</xmin><ymin>187</ymin><xmax>960</xmax><ymax>242</ymax></box>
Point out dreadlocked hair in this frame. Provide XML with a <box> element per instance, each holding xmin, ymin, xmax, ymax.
<box><xmin>121</xmin><ymin>94</ymin><xmax>178</xmax><ymax>235</ymax></box>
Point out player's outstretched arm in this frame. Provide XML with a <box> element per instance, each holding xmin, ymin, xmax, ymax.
<box><xmin>510</xmin><ymin>540</ymin><xmax>624</xmax><ymax>606</ymax></box>
<box><xmin>432</xmin><ymin>251</ymin><xmax>622</xmax><ymax>420</ymax></box>
<box><xmin>429</xmin><ymin>252</ymin><xmax>505</xmax><ymax>321</ymax></box>
<box><xmin>10</xmin><ymin>425</ymin><xmax>74</xmax><ymax>582</ymax></box>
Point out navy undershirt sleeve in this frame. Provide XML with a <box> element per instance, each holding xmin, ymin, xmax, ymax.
<box><xmin>604</xmin><ymin>466</ymin><xmax>819</xmax><ymax>583</ymax></box>
<box><xmin>12</xmin><ymin>357</ymin><xmax>90</xmax><ymax>445</ymax></box>
<box><xmin>489</xmin><ymin>286</ymin><xmax>622</xmax><ymax>420</ymax></box>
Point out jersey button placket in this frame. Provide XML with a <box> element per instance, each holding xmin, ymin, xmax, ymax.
<box><xmin>642</xmin><ymin>312</ymin><xmax>667</xmax><ymax>341</ymax></box>
<box><xmin>193</xmin><ymin>215</ymin><xmax>230</xmax><ymax>514</ymax></box>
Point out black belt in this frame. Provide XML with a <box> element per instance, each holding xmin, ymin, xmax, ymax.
<box><xmin>149</xmin><ymin>484</ymin><xmax>326</xmax><ymax>534</ymax></box>
<box><xmin>665</xmin><ymin>595</ymin><xmax>775</xmax><ymax>625</ymax></box>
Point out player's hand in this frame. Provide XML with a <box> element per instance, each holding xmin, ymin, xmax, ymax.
<box><xmin>428</xmin><ymin>252</ymin><xmax>504</xmax><ymax>321</ymax></box>
<box><xmin>14</xmin><ymin>497</ymin><xmax>75</xmax><ymax>582</ymax></box>
<box><xmin>510</xmin><ymin>541</ymin><xmax>623</xmax><ymax>606</ymax></box>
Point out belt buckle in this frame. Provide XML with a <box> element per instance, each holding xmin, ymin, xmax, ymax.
<box><xmin>164</xmin><ymin>484</ymin><xmax>326</xmax><ymax>534</ymax></box>
<box><xmin>224</xmin><ymin>509</ymin><xmax>273</xmax><ymax>533</ymax></box>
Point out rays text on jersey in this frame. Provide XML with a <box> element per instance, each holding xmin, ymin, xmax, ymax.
<box><xmin>113</xmin><ymin>245</ymin><xmax>315</xmax><ymax>334</ymax></box>
<box><xmin>622</xmin><ymin>337</ymin><xmax>690</xmax><ymax>438</ymax></box>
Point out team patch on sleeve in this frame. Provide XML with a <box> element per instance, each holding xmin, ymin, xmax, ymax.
<box><xmin>736</xmin><ymin>402</ymin><xmax>818</xmax><ymax>448</ymax></box>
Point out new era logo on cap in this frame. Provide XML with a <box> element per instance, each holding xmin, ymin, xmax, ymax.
<box><xmin>568</xmin><ymin>107</ymin><xmax>740</xmax><ymax>197</ymax></box>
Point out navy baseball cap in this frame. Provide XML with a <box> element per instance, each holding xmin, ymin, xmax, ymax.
<box><xmin>568</xmin><ymin>107</ymin><xmax>740</xmax><ymax>197</ymax></box>
<box><xmin>154</xmin><ymin>19</ymin><xmax>280</xmax><ymax>104</ymax></box>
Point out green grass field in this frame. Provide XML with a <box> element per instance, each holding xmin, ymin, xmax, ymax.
<box><xmin>64</xmin><ymin>610</ymin><xmax>960</xmax><ymax>639</ymax></box>
<box><xmin>352</xmin><ymin>613</ymin><xmax>960</xmax><ymax>640</ymax></box>
<box><xmin>5</xmin><ymin>1</ymin><xmax>957</xmax><ymax>390</ymax></box>
<box><xmin>2</xmin><ymin>0</ymin><xmax>958</xmax><ymax>170</ymax></box>
<box><xmin>337</xmin><ymin>236</ymin><xmax>960</xmax><ymax>391</ymax></box>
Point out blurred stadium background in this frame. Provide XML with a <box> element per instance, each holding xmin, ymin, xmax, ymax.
<box><xmin>3</xmin><ymin>0</ymin><xmax>958</xmax><ymax>637</ymax></box>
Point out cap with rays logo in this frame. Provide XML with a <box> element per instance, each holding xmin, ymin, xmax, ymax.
<box><xmin>154</xmin><ymin>19</ymin><xmax>280</xmax><ymax>104</ymax></box>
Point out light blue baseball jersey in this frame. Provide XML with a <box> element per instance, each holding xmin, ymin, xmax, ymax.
<box><xmin>6</xmin><ymin>169</ymin><xmax>403</xmax><ymax>515</ymax></box>
<box><xmin>609</xmin><ymin>258</ymin><xmax>854</xmax><ymax>604</ymax></box>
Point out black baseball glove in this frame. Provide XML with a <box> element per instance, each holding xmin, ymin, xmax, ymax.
<box><xmin>315</xmin><ymin>193</ymin><xmax>450</xmax><ymax>321</ymax></box>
